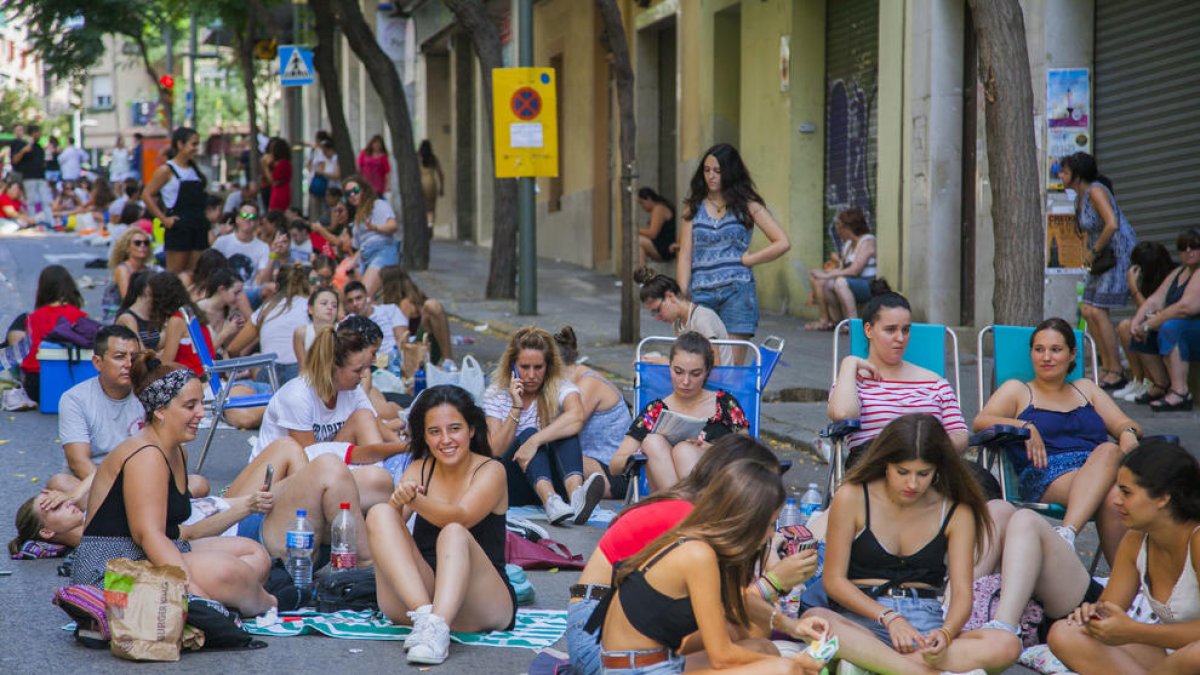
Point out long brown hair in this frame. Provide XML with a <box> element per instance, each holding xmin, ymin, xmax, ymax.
<box><xmin>303</xmin><ymin>323</ymin><xmax>375</xmax><ymax>402</ymax></box>
<box><xmin>493</xmin><ymin>326</ymin><xmax>567</xmax><ymax>427</ymax></box>
<box><xmin>343</xmin><ymin>173</ymin><xmax>379</xmax><ymax>227</ymax></box>
<box><xmin>379</xmin><ymin>265</ymin><xmax>426</xmax><ymax>307</ymax></box>
<box><xmin>9</xmin><ymin>496</ymin><xmax>40</xmax><ymax>557</ymax></box>
<box><xmin>614</xmin><ymin>459</ymin><xmax>784</xmax><ymax>627</ymax></box>
<box><xmin>844</xmin><ymin>413</ymin><xmax>992</xmax><ymax>556</ymax></box>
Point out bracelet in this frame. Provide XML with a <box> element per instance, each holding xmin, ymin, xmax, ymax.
<box><xmin>768</xmin><ymin>608</ymin><xmax>780</xmax><ymax>633</ymax></box>
<box><xmin>755</xmin><ymin>577</ymin><xmax>778</xmax><ymax>602</ymax></box>
<box><xmin>508</xmin><ymin>411</ymin><xmax>521</xmax><ymax>423</ymax></box>
<box><xmin>884</xmin><ymin>613</ymin><xmax>902</xmax><ymax>628</ymax></box>
<box><xmin>763</xmin><ymin>571</ymin><xmax>787</xmax><ymax>595</ymax></box>
<box><xmin>936</xmin><ymin>626</ymin><xmax>954</xmax><ymax>644</ymax></box>
<box><xmin>878</xmin><ymin>608</ymin><xmax>897</xmax><ymax>627</ymax></box>
<box><xmin>1121</xmin><ymin>426</ymin><xmax>1139</xmax><ymax>439</ymax></box>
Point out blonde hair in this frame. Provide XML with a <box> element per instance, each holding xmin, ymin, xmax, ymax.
<box><xmin>493</xmin><ymin>326</ymin><xmax>566</xmax><ymax>427</ymax></box>
<box><xmin>108</xmin><ymin>228</ymin><xmax>144</xmax><ymax>270</ymax></box>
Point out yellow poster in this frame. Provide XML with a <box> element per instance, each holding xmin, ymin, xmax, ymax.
<box><xmin>1046</xmin><ymin>212</ymin><xmax>1086</xmax><ymax>273</ymax></box>
<box><xmin>492</xmin><ymin>68</ymin><xmax>559</xmax><ymax>178</ymax></box>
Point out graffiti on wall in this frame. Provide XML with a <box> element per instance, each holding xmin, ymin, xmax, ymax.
<box><xmin>824</xmin><ymin>79</ymin><xmax>875</xmax><ymax>257</ymax></box>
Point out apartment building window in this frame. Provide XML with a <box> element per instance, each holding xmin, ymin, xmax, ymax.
<box><xmin>91</xmin><ymin>75</ymin><xmax>114</xmax><ymax>110</ymax></box>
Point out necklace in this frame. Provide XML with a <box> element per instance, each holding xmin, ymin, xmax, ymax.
<box><xmin>705</xmin><ymin>197</ymin><xmax>726</xmax><ymax>215</ymax></box>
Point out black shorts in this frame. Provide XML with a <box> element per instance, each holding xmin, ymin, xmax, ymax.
<box><xmin>163</xmin><ymin>218</ymin><xmax>210</xmax><ymax>252</ymax></box>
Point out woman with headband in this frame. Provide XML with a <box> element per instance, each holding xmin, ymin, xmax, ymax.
<box><xmin>70</xmin><ymin>353</ymin><xmax>276</xmax><ymax>616</ymax></box>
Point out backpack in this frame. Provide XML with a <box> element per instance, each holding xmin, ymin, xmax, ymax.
<box><xmin>315</xmin><ymin>567</ymin><xmax>380</xmax><ymax>613</ymax></box>
<box><xmin>185</xmin><ymin>596</ymin><xmax>268</xmax><ymax>651</ymax></box>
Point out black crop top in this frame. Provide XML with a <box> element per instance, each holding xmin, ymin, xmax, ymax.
<box><xmin>846</xmin><ymin>484</ymin><xmax>957</xmax><ymax>592</ymax></box>
<box><xmin>585</xmin><ymin>538</ymin><xmax>698</xmax><ymax>652</ymax></box>
<box><xmin>411</xmin><ymin>458</ymin><xmax>508</xmax><ymax>573</ymax></box>
<box><xmin>84</xmin><ymin>445</ymin><xmax>192</xmax><ymax>540</ymax></box>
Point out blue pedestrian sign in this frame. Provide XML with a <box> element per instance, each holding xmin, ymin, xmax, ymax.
<box><xmin>279</xmin><ymin>45</ymin><xmax>314</xmax><ymax>87</ymax></box>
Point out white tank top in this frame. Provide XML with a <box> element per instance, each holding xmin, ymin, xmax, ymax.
<box><xmin>1136</xmin><ymin>527</ymin><xmax>1200</xmax><ymax>624</ymax></box>
<box><xmin>159</xmin><ymin>159</ymin><xmax>201</xmax><ymax>209</ymax></box>
<box><xmin>842</xmin><ymin>234</ymin><xmax>878</xmax><ymax>278</ymax></box>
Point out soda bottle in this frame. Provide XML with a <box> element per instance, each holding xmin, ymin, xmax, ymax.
<box><xmin>798</xmin><ymin>483</ymin><xmax>823</xmax><ymax>524</ymax></box>
<box><xmin>330</xmin><ymin>502</ymin><xmax>358</xmax><ymax>571</ymax></box>
<box><xmin>286</xmin><ymin>509</ymin><xmax>315</xmax><ymax>597</ymax></box>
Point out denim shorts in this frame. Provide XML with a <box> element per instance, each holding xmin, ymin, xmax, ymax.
<box><xmin>359</xmin><ymin>240</ymin><xmax>400</xmax><ymax>273</ymax></box>
<box><xmin>236</xmin><ymin>512</ymin><xmax>266</xmax><ymax>544</ymax></box>
<box><xmin>567</xmin><ymin>598</ymin><xmax>602</xmax><ymax>675</ymax></box>
<box><xmin>691</xmin><ymin>279</ymin><xmax>759</xmax><ymax>336</ymax></box>
<box><xmin>835</xmin><ymin>593</ymin><xmax>944</xmax><ymax>645</ymax></box>
<box><xmin>599</xmin><ymin>649</ymin><xmax>685</xmax><ymax>675</ymax></box>
<box><xmin>846</xmin><ymin>276</ymin><xmax>873</xmax><ymax>303</ymax></box>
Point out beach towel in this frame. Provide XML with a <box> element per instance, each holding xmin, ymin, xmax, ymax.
<box><xmin>508</xmin><ymin>505</ymin><xmax>619</xmax><ymax>527</ymax></box>
<box><xmin>244</xmin><ymin>608</ymin><xmax>567</xmax><ymax>649</ymax></box>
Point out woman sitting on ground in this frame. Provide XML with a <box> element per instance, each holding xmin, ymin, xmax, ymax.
<box><xmin>588</xmin><ymin>458</ymin><xmax>829</xmax><ymax>674</ymax></box>
<box><xmin>367</xmin><ymin>385</ymin><xmax>516</xmax><ymax>666</ymax></box>
<box><xmin>115</xmin><ymin>271</ymin><xmax>159</xmax><ymax>350</ymax></box>
<box><xmin>148</xmin><ymin>272</ymin><xmax>213</xmax><ymax>378</ymax></box>
<box><xmin>19</xmin><ymin>265</ymin><xmax>88</xmax><ymax>405</ymax></box>
<box><xmin>637</xmin><ymin>187</ymin><xmax>677</xmax><ymax>266</ymax></box>
<box><xmin>553</xmin><ymin>326</ymin><xmax>633</xmax><ymax>500</ymax></box>
<box><xmin>483</xmin><ymin>326</ymin><xmax>599</xmax><ymax>526</ymax></box>
<box><xmin>195</xmin><ymin>268</ymin><xmax>247</xmax><ymax>356</ymax></box>
<box><xmin>804</xmin><ymin>413</ymin><xmax>1011</xmax><ymax>674</ymax></box>
<box><xmin>568</xmin><ymin>436</ymin><xmax>822</xmax><ymax>675</ymax></box>
<box><xmin>635</xmin><ymin>268</ymin><xmax>731</xmax><ymax>366</ymax></box>
<box><xmin>66</xmin><ymin>355</ymin><xmax>276</xmax><ymax>615</ymax></box>
<box><xmin>293</xmin><ymin>287</ymin><xmax>341</xmax><ymax>365</ymax></box>
<box><xmin>973</xmin><ymin>317</ymin><xmax>1139</xmax><ymax>563</ymax></box>
<box><xmin>0</xmin><ymin>180</ymin><xmax>33</xmax><ymax>229</ymax></box>
<box><xmin>101</xmin><ymin>228</ymin><xmax>156</xmax><ymax>320</ymax></box>
<box><xmin>344</xmin><ymin>174</ymin><xmax>398</xmax><ymax>297</ymax></box>
<box><xmin>610</xmin><ymin>332</ymin><xmax>748</xmax><ymax>491</ymax></box>
<box><xmin>1048</xmin><ymin>441</ymin><xmax>1200</xmax><ymax>674</ymax></box>
<box><xmin>378</xmin><ymin>265</ymin><xmax>453</xmax><ymax>364</ymax></box>
<box><xmin>827</xmin><ymin>292</ymin><xmax>968</xmax><ymax>467</ymax></box>
<box><xmin>806</xmin><ymin>208</ymin><xmax>877</xmax><ymax>331</ymax></box>
<box><xmin>1114</xmin><ymin>242</ymin><xmax>1177</xmax><ymax>402</ymax></box>
<box><xmin>228</xmin><ymin>263</ymin><xmax>312</xmax><ymax>384</ymax></box>
<box><xmin>1127</xmin><ymin>227</ymin><xmax>1200</xmax><ymax>412</ymax></box>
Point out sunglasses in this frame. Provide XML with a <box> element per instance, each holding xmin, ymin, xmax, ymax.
<box><xmin>346</xmin><ymin>187</ymin><xmax>362</xmax><ymax>195</ymax></box>
<box><xmin>1180</xmin><ymin>243</ymin><xmax>1200</xmax><ymax>252</ymax></box>
<box><xmin>239</xmin><ymin>211</ymin><xmax>258</xmax><ymax>220</ymax></box>
<box><xmin>131</xmin><ymin>239</ymin><xmax>151</xmax><ymax>247</ymax></box>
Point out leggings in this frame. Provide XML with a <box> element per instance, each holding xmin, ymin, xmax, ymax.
<box><xmin>502</xmin><ymin>428</ymin><xmax>584</xmax><ymax>506</ymax></box>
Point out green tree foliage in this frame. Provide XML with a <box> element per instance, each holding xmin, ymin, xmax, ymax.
<box><xmin>0</xmin><ymin>86</ymin><xmax>44</xmax><ymax>133</ymax></box>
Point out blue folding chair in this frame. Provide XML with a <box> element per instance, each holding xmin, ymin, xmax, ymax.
<box><xmin>623</xmin><ymin>336</ymin><xmax>781</xmax><ymax>503</ymax></box>
<box><xmin>181</xmin><ymin>308</ymin><xmax>281</xmax><ymax>472</ymax></box>
<box><xmin>822</xmin><ymin>318</ymin><xmax>961</xmax><ymax>498</ymax></box>
<box><xmin>759</xmin><ymin>335</ymin><xmax>786</xmax><ymax>387</ymax></box>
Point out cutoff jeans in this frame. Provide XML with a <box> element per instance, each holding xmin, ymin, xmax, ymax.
<box><xmin>501</xmin><ymin>428</ymin><xmax>585</xmax><ymax>506</ymax></box>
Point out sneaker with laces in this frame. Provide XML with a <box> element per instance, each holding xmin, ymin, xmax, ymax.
<box><xmin>1122</xmin><ymin>380</ymin><xmax>1150</xmax><ymax>402</ymax></box>
<box><xmin>570</xmin><ymin>473</ymin><xmax>605</xmax><ymax>525</ymax></box>
<box><xmin>403</xmin><ymin>604</ymin><xmax>433</xmax><ymax>650</ymax></box>
<box><xmin>1112</xmin><ymin>379</ymin><xmax>1141</xmax><ymax>399</ymax></box>
<box><xmin>2</xmin><ymin>387</ymin><xmax>37</xmax><ymax>411</ymax></box>
<box><xmin>1054</xmin><ymin>525</ymin><xmax>1077</xmax><ymax>548</ymax></box>
<box><xmin>545</xmin><ymin>494</ymin><xmax>573</xmax><ymax>525</ymax></box>
<box><xmin>406</xmin><ymin>612</ymin><xmax>450</xmax><ymax>665</ymax></box>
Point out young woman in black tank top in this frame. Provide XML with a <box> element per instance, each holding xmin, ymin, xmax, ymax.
<box><xmin>73</xmin><ymin>356</ymin><xmax>276</xmax><ymax>616</ymax></box>
<box><xmin>366</xmin><ymin>385</ymin><xmax>515</xmax><ymax>667</ymax></box>
<box><xmin>591</xmin><ymin>459</ymin><xmax>831</xmax><ymax>674</ymax></box>
<box><xmin>806</xmin><ymin>414</ymin><xmax>1009</xmax><ymax>674</ymax></box>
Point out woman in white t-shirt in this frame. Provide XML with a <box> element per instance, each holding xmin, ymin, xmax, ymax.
<box><xmin>344</xmin><ymin>174</ymin><xmax>398</xmax><ymax>297</ymax></box>
<box><xmin>306</xmin><ymin>131</ymin><xmax>339</xmax><ymax>221</ymax></box>
<box><xmin>228</xmin><ymin>264</ymin><xmax>312</xmax><ymax>383</ymax></box>
<box><xmin>252</xmin><ymin>322</ymin><xmax>405</xmax><ymax>510</ymax></box>
<box><xmin>483</xmin><ymin>327</ymin><xmax>601</xmax><ymax>526</ymax></box>
<box><xmin>293</xmin><ymin>287</ymin><xmax>340</xmax><ymax>365</ymax></box>
<box><xmin>634</xmin><ymin>268</ymin><xmax>732</xmax><ymax>365</ymax></box>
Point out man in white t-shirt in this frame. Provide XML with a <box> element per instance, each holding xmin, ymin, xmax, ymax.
<box><xmin>57</xmin><ymin>142</ymin><xmax>88</xmax><ymax>182</ymax></box>
<box><xmin>343</xmin><ymin>281</ymin><xmax>408</xmax><ymax>354</ymax></box>
<box><xmin>212</xmin><ymin>202</ymin><xmax>273</xmax><ymax>287</ymax></box>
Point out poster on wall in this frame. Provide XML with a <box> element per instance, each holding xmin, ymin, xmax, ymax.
<box><xmin>1046</xmin><ymin>210</ymin><xmax>1087</xmax><ymax>274</ymax></box>
<box><xmin>1046</xmin><ymin>68</ymin><xmax>1090</xmax><ymax>190</ymax></box>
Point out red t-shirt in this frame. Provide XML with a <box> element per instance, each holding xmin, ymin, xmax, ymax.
<box><xmin>597</xmin><ymin>499</ymin><xmax>694</xmax><ymax>564</ymax></box>
<box><xmin>21</xmin><ymin>304</ymin><xmax>88</xmax><ymax>373</ymax></box>
<box><xmin>357</xmin><ymin>152</ymin><xmax>391</xmax><ymax>196</ymax></box>
<box><xmin>310</xmin><ymin>231</ymin><xmax>336</xmax><ymax>259</ymax></box>
<box><xmin>0</xmin><ymin>193</ymin><xmax>23</xmax><ymax>217</ymax></box>
<box><xmin>268</xmin><ymin>159</ymin><xmax>293</xmax><ymax>211</ymax></box>
<box><xmin>171</xmin><ymin>312</ymin><xmax>215</xmax><ymax>378</ymax></box>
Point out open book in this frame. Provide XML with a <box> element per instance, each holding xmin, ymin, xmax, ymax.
<box><xmin>651</xmin><ymin>409</ymin><xmax>708</xmax><ymax>445</ymax></box>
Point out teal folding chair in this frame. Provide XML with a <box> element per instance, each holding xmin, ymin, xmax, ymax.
<box><xmin>823</xmin><ymin>318</ymin><xmax>961</xmax><ymax>496</ymax></box>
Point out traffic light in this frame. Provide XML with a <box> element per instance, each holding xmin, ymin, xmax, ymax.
<box><xmin>159</xmin><ymin>74</ymin><xmax>175</xmax><ymax>89</ymax></box>
<box><xmin>159</xmin><ymin>74</ymin><xmax>175</xmax><ymax>114</ymax></box>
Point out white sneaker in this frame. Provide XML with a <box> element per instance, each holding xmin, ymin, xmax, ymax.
<box><xmin>403</xmin><ymin>604</ymin><xmax>432</xmax><ymax>650</ymax></box>
<box><xmin>2</xmin><ymin>388</ymin><xmax>37</xmax><ymax>411</ymax></box>
<box><xmin>544</xmin><ymin>494</ymin><xmax>573</xmax><ymax>526</ymax></box>
<box><xmin>406</xmin><ymin>611</ymin><xmax>450</xmax><ymax>665</ymax></box>
<box><xmin>1122</xmin><ymin>380</ymin><xmax>1150</xmax><ymax>402</ymax></box>
<box><xmin>1054</xmin><ymin>525</ymin><xmax>1077</xmax><ymax>548</ymax></box>
<box><xmin>570</xmin><ymin>473</ymin><xmax>605</xmax><ymax>525</ymax></box>
<box><xmin>1112</xmin><ymin>379</ymin><xmax>1140</xmax><ymax>399</ymax></box>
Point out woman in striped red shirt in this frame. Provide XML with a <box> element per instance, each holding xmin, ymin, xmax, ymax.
<box><xmin>827</xmin><ymin>293</ymin><xmax>968</xmax><ymax>470</ymax></box>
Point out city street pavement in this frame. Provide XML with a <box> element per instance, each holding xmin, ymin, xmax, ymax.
<box><xmin>2</xmin><ymin>231</ymin><xmax>1196</xmax><ymax>673</ymax></box>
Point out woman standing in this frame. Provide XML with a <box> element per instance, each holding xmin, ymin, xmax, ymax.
<box><xmin>101</xmin><ymin>229</ymin><xmax>155</xmax><ymax>320</ymax></box>
<box><xmin>637</xmin><ymin>187</ymin><xmax>677</xmax><ymax>266</ymax></box>
<box><xmin>345</xmin><ymin>174</ymin><xmax>398</xmax><ymax>297</ymax></box>
<box><xmin>1058</xmin><ymin>152</ymin><xmax>1137</xmax><ymax>390</ymax></box>
<box><xmin>268</xmin><ymin>138</ymin><xmax>293</xmax><ymax>213</ymax></box>
<box><xmin>367</xmin><ymin>385</ymin><xmax>516</xmax><ymax>666</ymax></box>
<box><xmin>1048</xmin><ymin>441</ymin><xmax>1200</xmax><ymax>674</ymax></box>
<box><xmin>1128</xmin><ymin>228</ymin><xmax>1200</xmax><ymax>412</ymax></box>
<box><xmin>357</xmin><ymin>135</ymin><xmax>391</xmax><ymax>197</ymax></box>
<box><xmin>634</xmin><ymin>269</ymin><xmax>731</xmax><ymax>366</ymax></box>
<box><xmin>307</xmin><ymin>131</ymin><xmax>339</xmax><ymax>220</ymax></box>
<box><xmin>677</xmin><ymin>144</ymin><xmax>790</xmax><ymax>364</ymax></box>
<box><xmin>144</xmin><ymin>127</ymin><xmax>210</xmax><ymax>273</ymax></box>
<box><xmin>418</xmin><ymin>140</ymin><xmax>443</xmax><ymax>229</ymax></box>
<box><xmin>806</xmin><ymin>207</ymin><xmax>877</xmax><ymax>330</ymax></box>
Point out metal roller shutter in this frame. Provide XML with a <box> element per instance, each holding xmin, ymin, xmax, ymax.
<box><xmin>1094</xmin><ymin>0</ymin><xmax>1200</xmax><ymax>248</ymax></box>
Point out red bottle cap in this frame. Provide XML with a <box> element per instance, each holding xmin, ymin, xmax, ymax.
<box><xmin>340</xmin><ymin>502</ymin><xmax>351</xmax><ymax>510</ymax></box>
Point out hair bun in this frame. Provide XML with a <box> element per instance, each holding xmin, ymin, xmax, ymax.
<box><xmin>554</xmin><ymin>325</ymin><xmax>577</xmax><ymax>350</ymax></box>
<box><xmin>632</xmin><ymin>267</ymin><xmax>657</xmax><ymax>286</ymax></box>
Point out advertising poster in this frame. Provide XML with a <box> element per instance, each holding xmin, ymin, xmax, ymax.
<box><xmin>1046</xmin><ymin>68</ymin><xmax>1090</xmax><ymax>190</ymax></box>
<box><xmin>1046</xmin><ymin>211</ymin><xmax>1087</xmax><ymax>273</ymax></box>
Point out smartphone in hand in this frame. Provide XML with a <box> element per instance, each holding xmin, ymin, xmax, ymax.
<box><xmin>263</xmin><ymin>464</ymin><xmax>274</xmax><ymax>491</ymax></box>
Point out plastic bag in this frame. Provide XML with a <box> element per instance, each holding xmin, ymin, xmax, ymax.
<box><xmin>426</xmin><ymin>355</ymin><xmax>486</xmax><ymax>402</ymax></box>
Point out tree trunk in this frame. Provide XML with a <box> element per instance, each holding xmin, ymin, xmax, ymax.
<box><xmin>236</xmin><ymin>3</ymin><xmax>261</xmax><ymax>188</ymax></box>
<box><xmin>443</xmin><ymin>0</ymin><xmax>519</xmax><ymax>300</ymax></box>
<box><xmin>596</xmin><ymin>0</ymin><xmax>638</xmax><ymax>343</ymax></box>
<box><xmin>330</xmin><ymin>0</ymin><xmax>430</xmax><ymax>270</ymax></box>
<box><xmin>967</xmin><ymin>0</ymin><xmax>1042</xmax><ymax>326</ymax></box>
<box><xmin>309</xmin><ymin>0</ymin><xmax>357</xmax><ymax>180</ymax></box>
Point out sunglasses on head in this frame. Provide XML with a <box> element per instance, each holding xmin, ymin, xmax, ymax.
<box><xmin>239</xmin><ymin>211</ymin><xmax>258</xmax><ymax>220</ymax></box>
<box><xmin>131</xmin><ymin>239</ymin><xmax>151</xmax><ymax>247</ymax></box>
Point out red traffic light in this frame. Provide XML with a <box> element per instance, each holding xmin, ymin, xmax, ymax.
<box><xmin>159</xmin><ymin>74</ymin><xmax>175</xmax><ymax>89</ymax></box>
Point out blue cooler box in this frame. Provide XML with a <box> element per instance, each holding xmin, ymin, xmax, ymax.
<box><xmin>37</xmin><ymin>341</ymin><xmax>97</xmax><ymax>414</ymax></box>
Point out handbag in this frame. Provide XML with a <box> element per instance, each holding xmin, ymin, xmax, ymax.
<box><xmin>315</xmin><ymin>567</ymin><xmax>380</xmax><ymax>613</ymax></box>
<box><xmin>45</xmin><ymin>315</ymin><xmax>103</xmax><ymax>349</ymax></box>
<box><xmin>505</xmin><ymin>530</ymin><xmax>585</xmax><ymax>570</ymax></box>
<box><xmin>1089</xmin><ymin>245</ymin><xmax>1117</xmax><ymax>276</ymax></box>
<box><xmin>308</xmin><ymin>173</ymin><xmax>329</xmax><ymax>197</ymax></box>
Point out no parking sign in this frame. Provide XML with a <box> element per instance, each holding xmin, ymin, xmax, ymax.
<box><xmin>492</xmin><ymin>68</ymin><xmax>558</xmax><ymax>178</ymax></box>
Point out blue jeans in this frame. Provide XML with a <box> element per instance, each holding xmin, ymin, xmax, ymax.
<box><xmin>502</xmin><ymin>428</ymin><xmax>585</xmax><ymax>506</ymax></box>
<box><xmin>568</xmin><ymin>598</ymin><xmax>602</xmax><ymax>675</ymax></box>
<box><xmin>835</xmin><ymin>593</ymin><xmax>944</xmax><ymax>645</ymax></box>
<box><xmin>691</xmin><ymin>279</ymin><xmax>759</xmax><ymax>336</ymax></box>
<box><xmin>600</xmin><ymin>650</ymin><xmax>685</xmax><ymax>674</ymax></box>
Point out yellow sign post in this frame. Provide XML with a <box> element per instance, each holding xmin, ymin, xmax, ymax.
<box><xmin>492</xmin><ymin>67</ymin><xmax>559</xmax><ymax>178</ymax></box>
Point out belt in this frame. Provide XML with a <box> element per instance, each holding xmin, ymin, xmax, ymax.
<box><xmin>569</xmin><ymin>583</ymin><xmax>611</xmax><ymax>602</ymax></box>
<box><xmin>857</xmin><ymin>584</ymin><xmax>940</xmax><ymax>599</ymax></box>
<box><xmin>601</xmin><ymin>648</ymin><xmax>670</xmax><ymax>669</ymax></box>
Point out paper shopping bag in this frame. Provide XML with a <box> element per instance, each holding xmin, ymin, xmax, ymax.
<box><xmin>103</xmin><ymin>558</ymin><xmax>188</xmax><ymax>662</ymax></box>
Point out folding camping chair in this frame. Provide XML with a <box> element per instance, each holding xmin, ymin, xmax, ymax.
<box><xmin>181</xmin><ymin>308</ymin><xmax>281</xmax><ymax>472</ymax></box>
<box><xmin>822</xmin><ymin>318</ymin><xmax>961</xmax><ymax>500</ymax></box>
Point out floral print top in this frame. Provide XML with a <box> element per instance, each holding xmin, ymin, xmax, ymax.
<box><xmin>626</xmin><ymin>389</ymin><xmax>748</xmax><ymax>443</ymax></box>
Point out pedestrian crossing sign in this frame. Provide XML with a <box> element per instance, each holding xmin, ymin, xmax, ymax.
<box><xmin>279</xmin><ymin>45</ymin><xmax>314</xmax><ymax>87</ymax></box>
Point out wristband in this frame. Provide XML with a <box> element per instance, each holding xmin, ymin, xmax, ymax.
<box><xmin>755</xmin><ymin>577</ymin><xmax>778</xmax><ymax>602</ymax></box>
<box><xmin>878</xmin><ymin>608</ymin><xmax>897</xmax><ymax>626</ymax></box>
<box><xmin>763</xmin><ymin>571</ymin><xmax>787</xmax><ymax>595</ymax></box>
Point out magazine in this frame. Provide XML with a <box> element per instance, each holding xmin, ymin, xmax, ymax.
<box><xmin>651</xmin><ymin>409</ymin><xmax>707</xmax><ymax>445</ymax></box>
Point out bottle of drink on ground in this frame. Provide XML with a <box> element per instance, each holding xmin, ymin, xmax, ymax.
<box><xmin>798</xmin><ymin>483</ymin><xmax>823</xmax><ymax>524</ymax></box>
<box><xmin>387</xmin><ymin>347</ymin><xmax>404</xmax><ymax>378</ymax></box>
<box><xmin>413</xmin><ymin>366</ymin><xmax>427</xmax><ymax>395</ymax></box>
<box><xmin>777</xmin><ymin>497</ymin><xmax>802</xmax><ymax>530</ymax></box>
<box><xmin>330</xmin><ymin>502</ymin><xmax>357</xmax><ymax>571</ymax></box>
<box><xmin>286</xmin><ymin>509</ymin><xmax>315</xmax><ymax>598</ymax></box>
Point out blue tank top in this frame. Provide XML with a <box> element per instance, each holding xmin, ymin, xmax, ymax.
<box><xmin>1007</xmin><ymin>383</ymin><xmax>1108</xmax><ymax>474</ymax></box>
<box><xmin>688</xmin><ymin>204</ymin><xmax>752</xmax><ymax>291</ymax></box>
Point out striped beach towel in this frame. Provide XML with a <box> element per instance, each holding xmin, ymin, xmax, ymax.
<box><xmin>245</xmin><ymin>608</ymin><xmax>567</xmax><ymax>649</ymax></box>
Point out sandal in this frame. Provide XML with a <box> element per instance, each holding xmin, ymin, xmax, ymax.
<box><xmin>804</xmin><ymin>320</ymin><xmax>835</xmax><ymax>332</ymax></box>
<box><xmin>1134</xmin><ymin>384</ymin><xmax>1167</xmax><ymax>405</ymax></box>
<box><xmin>1099</xmin><ymin>368</ymin><xmax>1128</xmax><ymax>391</ymax></box>
<box><xmin>1150</xmin><ymin>390</ymin><xmax>1194</xmax><ymax>413</ymax></box>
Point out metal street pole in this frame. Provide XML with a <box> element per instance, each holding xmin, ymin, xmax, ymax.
<box><xmin>188</xmin><ymin>11</ymin><xmax>198</xmax><ymax>128</ymax></box>
<box><xmin>290</xmin><ymin>0</ymin><xmax>305</xmax><ymax>208</ymax></box>
<box><xmin>517</xmin><ymin>0</ymin><xmax>536</xmax><ymax>315</ymax></box>
<box><xmin>164</xmin><ymin>24</ymin><xmax>174</xmax><ymax>129</ymax></box>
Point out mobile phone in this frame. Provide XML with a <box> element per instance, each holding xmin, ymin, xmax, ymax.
<box><xmin>263</xmin><ymin>464</ymin><xmax>274</xmax><ymax>491</ymax></box>
<box><xmin>512</xmin><ymin>365</ymin><xmax>520</xmax><ymax>380</ymax></box>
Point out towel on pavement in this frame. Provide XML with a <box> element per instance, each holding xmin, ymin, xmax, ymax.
<box><xmin>244</xmin><ymin>608</ymin><xmax>567</xmax><ymax>649</ymax></box>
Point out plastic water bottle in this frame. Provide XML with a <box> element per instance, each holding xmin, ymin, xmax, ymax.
<box><xmin>330</xmin><ymin>502</ymin><xmax>357</xmax><ymax>571</ymax></box>
<box><xmin>286</xmin><ymin>509</ymin><xmax>315</xmax><ymax>595</ymax></box>
<box><xmin>387</xmin><ymin>347</ymin><xmax>403</xmax><ymax>378</ymax></box>
<box><xmin>777</xmin><ymin>498</ymin><xmax>803</xmax><ymax>530</ymax></box>
<box><xmin>799</xmin><ymin>483</ymin><xmax>823</xmax><ymax>524</ymax></box>
<box><xmin>413</xmin><ymin>366</ymin><xmax>427</xmax><ymax>395</ymax></box>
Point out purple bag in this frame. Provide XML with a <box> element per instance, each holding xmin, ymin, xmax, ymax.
<box><xmin>505</xmin><ymin>531</ymin><xmax>585</xmax><ymax>570</ymax></box>
<box><xmin>45</xmin><ymin>315</ymin><xmax>103</xmax><ymax>350</ymax></box>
